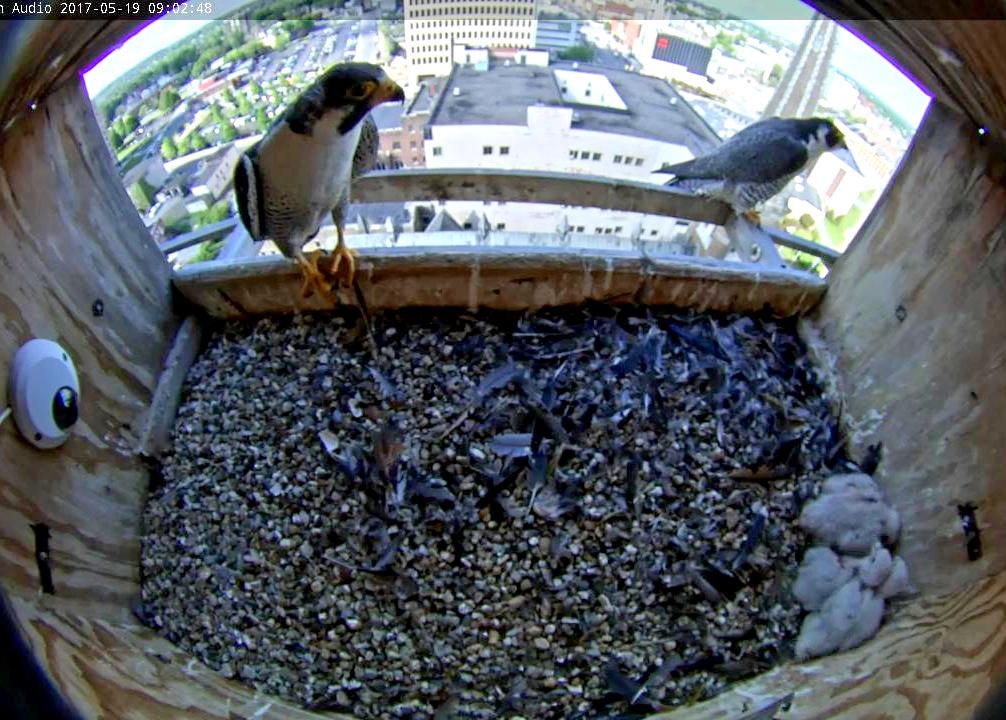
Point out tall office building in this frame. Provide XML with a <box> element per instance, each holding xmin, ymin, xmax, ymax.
<box><xmin>762</xmin><ymin>12</ymin><xmax>839</xmax><ymax>119</ymax></box>
<box><xmin>404</xmin><ymin>0</ymin><xmax>539</xmax><ymax>84</ymax></box>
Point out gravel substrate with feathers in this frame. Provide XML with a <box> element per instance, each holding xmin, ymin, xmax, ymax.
<box><xmin>140</xmin><ymin>305</ymin><xmax>847</xmax><ymax>719</ymax></box>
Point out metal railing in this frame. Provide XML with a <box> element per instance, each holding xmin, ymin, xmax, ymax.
<box><xmin>157</xmin><ymin>168</ymin><xmax>841</xmax><ymax>270</ymax></box>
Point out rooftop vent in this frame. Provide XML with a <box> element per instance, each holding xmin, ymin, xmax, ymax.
<box><xmin>572</xmin><ymin>62</ymin><xmax>579</xmax><ymax>69</ymax></box>
<box><xmin>669</xmin><ymin>97</ymin><xmax>678</xmax><ymax>105</ymax></box>
<box><xmin>452</xmin><ymin>87</ymin><xmax>461</xmax><ymax>97</ymax></box>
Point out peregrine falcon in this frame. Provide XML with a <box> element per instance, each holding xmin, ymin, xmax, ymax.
<box><xmin>654</xmin><ymin>117</ymin><xmax>846</xmax><ymax>220</ymax></box>
<box><xmin>234</xmin><ymin>62</ymin><xmax>404</xmax><ymax>297</ymax></box>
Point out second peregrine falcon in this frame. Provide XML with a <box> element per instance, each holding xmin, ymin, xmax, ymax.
<box><xmin>654</xmin><ymin>117</ymin><xmax>846</xmax><ymax>219</ymax></box>
<box><xmin>234</xmin><ymin>62</ymin><xmax>404</xmax><ymax>297</ymax></box>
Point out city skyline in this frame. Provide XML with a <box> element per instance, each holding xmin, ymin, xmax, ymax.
<box><xmin>84</xmin><ymin>2</ymin><xmax>929</xmax><ymax>129</ymax></box>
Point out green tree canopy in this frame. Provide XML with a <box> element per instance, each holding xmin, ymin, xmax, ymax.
<box><xmin>221</xmin><ymin>122</ymin><xmax>238</xmax><ymax>142</ymax></box>
<box><xmin>158</xmin><ymin>88</ymin><xmax>181</xmax><ymax>112</ymax></box>
<box><xmin>161</xmin><ymin>135</ymin><xmax>178</xmax><ymax>160</ymax></box>
<box><xmin>558</xmin><ymin>44</ymin><xmax>595</xmax><ymax>62</ymax></box>
<box><xmin>255</xmin><ymin>107</ymin><xmax>270</xmax><ymax>131</ymax></box>
<box><xmin>190</xmin><ymin>132</ymin><xmax>209</xmax><ymax>151</ymax></box>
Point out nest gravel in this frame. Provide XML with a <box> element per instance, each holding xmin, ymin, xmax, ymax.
<box><xmin>140</xmin><ymin>305</ymin><xmax>843</xmax><ymax>719</ymax></box>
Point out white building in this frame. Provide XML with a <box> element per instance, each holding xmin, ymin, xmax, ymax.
<box><xmin>404</xmin><ymin>0</ymin><xmax>539</xmax><ymax>85</ymax></box>
<box><xmin>190</xmin><ymin>143</ymin><xmax>244</xmax><ymax>201</ymax></box>
<box><xmin>421</xmin><ymin>59</ymin><xmax>723</xmax><ymax>248</ymax></box>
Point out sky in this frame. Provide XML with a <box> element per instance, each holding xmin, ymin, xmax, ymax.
<box><xmin>82</xmin><ymin>0</ymin><xmax>931</xmax><ymax>127</ymax></box>
<box><xmin>751</xmin><ymin>20</ymin><xmax>931</xmax><ymax>127</ymax></box>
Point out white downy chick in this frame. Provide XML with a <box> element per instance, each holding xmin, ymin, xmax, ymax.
<box><xmin>839</xmin><ymin>586</ymin><xmax>885</xmax><ymax>652</ymax></box>
<box><xmin>793</xmin><ymin>546</ymin><xmax>854</xmax><ymax>610</ymax></box>
<box><xmin>880</xmin><ymin>556</ymin><xmax>915</xmax><ymax>599</ymax></box>
<box><xmin>855</xmin><ymin>543</ymin><xmax>894</xmax><ymax>588</ymax></box>
<box><xmin>821</xmin><ymin>473</ymin><xmax>883</xmax><ymax>501</ymax></box>
<box><xmin>796</xmin><ymin>578</ymin><xmax>887</xmax><ymax>659</ymax></box>
<box><xmin>795</xmin><ymin>612</ymin><xmax>836</xmax><ymax>659</ymax></box>
<box><xmin>800</xmin><ymin>493</ymin><xmax>901</xmax><ymax>554</ymax></box>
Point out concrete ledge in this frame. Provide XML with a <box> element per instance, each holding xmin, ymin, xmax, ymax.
<box><xmin>172</xmin><ymin>241</ymin><xmax>826</xmax><ymax>319</ymax></box>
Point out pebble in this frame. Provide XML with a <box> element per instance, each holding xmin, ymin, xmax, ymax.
<box><xmin>141</xmin><ymin>308</ymin><xmax>840</xmax><ymax>719</ymax></box>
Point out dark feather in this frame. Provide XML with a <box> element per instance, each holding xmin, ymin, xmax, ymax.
<box><xmin>661</xmin><ymin>120</ymin><xmax>811</xmax><ymax>184</ymax></box>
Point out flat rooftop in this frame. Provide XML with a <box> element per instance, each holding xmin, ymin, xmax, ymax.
<box><xmin>428</xmin><ymin>60</ymin><xmax>721</xmax><ymax>152</ymax></box>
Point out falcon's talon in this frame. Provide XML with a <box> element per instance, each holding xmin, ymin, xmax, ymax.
<box><xmin>742</xmin><ymin>209</ymin><xmax>763</xmax><ymax>226</ymax></box>
<box><xmin>328</xmin><ymin>243</ymin><xmax>358</xmax><ymax>288</ymax></box>
<box><xmin>297</xmin><ymin>250</ymin><xmax>334</xmax><ymax>299</ymax></box>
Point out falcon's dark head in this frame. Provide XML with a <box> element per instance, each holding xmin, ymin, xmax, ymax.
<box><xmin>800</xmin><ymin>117</ymin><xmax>846</xmax><ymax>150</ymax></box>
<box><xmin>313</xmin><ymin>62</ymin><xmax>405</xmax><ymax>135</ymax></box>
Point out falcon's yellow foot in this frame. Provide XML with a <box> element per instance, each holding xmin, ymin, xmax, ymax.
<box><xmin>742</xmin><ymin>209</ymin><xmax>763</xmax><ymax>226</ymax></box>
<box><xmin>322</xmin><ymin>242</ymin><xmax>357</xmax><ymax>288</ymax></box>
<box><xmin>296</xmin><ymin>250</ymin><xmax>334</xmax><ymax>299</ymax></box>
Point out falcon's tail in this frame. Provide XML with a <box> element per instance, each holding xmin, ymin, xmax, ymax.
<box><xmin>652</xmin><ymin>159</ymin><xmax>698</xmax><ymax>184</ymax></box>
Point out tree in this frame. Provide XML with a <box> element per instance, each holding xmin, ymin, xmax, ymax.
<box><xmin>222</xmin><ymin>87</ymin><xmax>237</xmax><ymax>105</ymax></box>
<box><xmin>558</xmin><ymin>44</ymin><xmax>596</xmax><ymax>62</ymax></box>
<box><xmin>768</xmin><ymin>62</ymin><xmax>784</xmax><ymax>86</ymax></box>
<box><xmin>122</xmin><ymin>113</ymin><xmax>139</xmax><ymax>134</ymax></box>
<box><xmin>249</xmin><ymin>80</ymin><xmax>263</xmax><ymax>97</ymax></box>
<box><xmin>160</xmin><ymin>135</ymin><xmax>178</xmax><ymax>160</ymax></box>
<box><xmin>221</xmin><ymin>122</ymin><xmax>237</xmax><ymax>142</ymax></box>
<box><xmin>237</xmin><ymin>94</ymin><xmax>252</xmax><ymax>115</ymax></box>
<box><xmin>109</xmin><ymin>127</ymin><xmax>124</xmax><ymax>150</ymax></box>
<box><xmin>158</xmin><ymin>88</ymin><xmax>181</xmax><ymax>112</ymax></box>
<box><xmin>112</xmin><ymin>117</ymin><xmax>127</xmax><ymax>138</ymax></box>
<box><xmin>176</xmin><ymin>134</ymin><xmax>192</xmax><ymax>156</ymax></box>
<box><xmin>210</xmin><ymin>103</ymin><xmax>227</xmax><ymax>125</ymax></box>
<box><xmin>255</xmin><ymin>107</ymin><xmax>270</xmax><ymax>131</ymax></box>
<box><xmin>190</xmin><ymin>132</ymin><xmax>209</xmax><ymax>151</ymax></box>
<box><xmin>712</xmin><ymin>31</ymin><xmax>737</xmax><ymax>58</ymax></box>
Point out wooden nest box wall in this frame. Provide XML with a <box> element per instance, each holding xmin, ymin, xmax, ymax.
<box><xmin>1</xmin><ymin>6</ymin><xmax>1005</xmax><ymax>718</ymax></box>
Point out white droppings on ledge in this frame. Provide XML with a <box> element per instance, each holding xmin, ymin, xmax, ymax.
<box><xmin>250</xmin><ymin>702</ymin><xmax>274</xmax><ymax>718</ymax></box>
<box><xmin>580</xmin><ymin>259</ymin><xmax>593</xmax><ymax>298</ymax></box>
<box><xmin>467</xmin><ymin>256</ymin><xmax>481</xmax><ymax>312</ymax></box>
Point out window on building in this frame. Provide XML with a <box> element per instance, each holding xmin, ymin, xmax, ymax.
<box><xmin>580</xmin><ymin>150</ymin><xmax>590</xmax><ymax>160</ymax></box>
<box><xmin>483</xmin><ymin>145</ymin><xmax>493</xmax><ymax>155</ymax></box>
<box><xmin>500</xmin><ymin>146</ymin><xmax>510</xmax><ymax>155</ymax></box>
<box><xmin>614</xmin><ymin>226</ymin><xmax>623</xmax><ymax>233</ymax></box>
<box><xmin>614</xmin><ymin>155</ymin><xmax>622</xmax><ymax>163</ymax></box>
<box><xmin>569</xmin><ymin>150</ymin><xmax>577</xmax><ymax>159</ymax></box>
<box><xmin>595</xmin><ymin>226</ymin><xmax>604</xmax><ymax>233</ymax></box>
<box><xmin>604</xmin><ymin>228</ymin><xmax>613</xmax><ymax>234</ymax></box>
<box><xmin>392</xmin><ymin>141</ymin><xmax>401</xmax><ymax>149</ymax></box>
<box><xmin>432</xmin><ymin>147</ymin><xmax>442</xmax><ymax>156</ymax></box>
<box><xmin>496</xmin><ymin>222</ymin><xmax>506</xmax><ymax>230</ymax></box>
<box><xmin>410</xmin><ymin>141</ymin><xmax>417</xmax><ymax>148</ymax></box>
<box><xmin>650</xmin><ymin>229</ymin><xmax>658</xmax><ymax>236</ymax></box>
<box><xmin>635</xmin><ymin>158</ymin><xmax>644</xmax><ymax>166</ymax></box>
<box><xmin>592</xmin><ymin>152</ymin><xmax>601</xmax><ymax>161</ymax></box>
<box><xmin>576</xmin><ymin>225</ymin><xmax>585</xmax><ymax>232</ymax></box>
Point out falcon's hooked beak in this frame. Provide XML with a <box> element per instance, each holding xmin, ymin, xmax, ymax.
<box><xmin>370</xmin><ymin>76</ymin><xmax>405</xmax><ymax>106</ymax></box>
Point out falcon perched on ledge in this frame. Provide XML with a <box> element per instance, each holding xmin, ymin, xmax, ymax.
<box><xmin>234</xmin><ymin>62</ymin><xmax>404</xmax><ymax>297</ymax></box>
<box><xmin>654</xmin><ymin>117</ymin><xmax>846</xmax><ymax>222</ymax></box>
